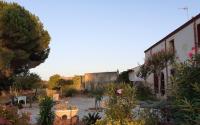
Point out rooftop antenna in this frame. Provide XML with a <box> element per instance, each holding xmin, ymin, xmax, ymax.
<box><xmin>179</xmin><ymin>7</ymin><xmax>189</xmax><ymax>19</ymax></box>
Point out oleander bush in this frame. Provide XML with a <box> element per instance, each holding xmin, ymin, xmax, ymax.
<box><xmin>95</xmin><ymin>83</ymin><xmax>140</xmax><ymax>125</ymax></box>
<box><xmin>0</xmin><ymin>106</ymin><xmax>30</xmax><ymax>125</ymax></box>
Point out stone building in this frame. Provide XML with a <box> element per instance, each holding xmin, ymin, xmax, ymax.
<box><xmin>144</xmin><ymin>13</ymin><xmax>200</xmax><ymax>98</ymax></box>
<box><xmin>83</xmin><ymin>71</ymin><xmax>119</xmax><ymax>90</ymax></box>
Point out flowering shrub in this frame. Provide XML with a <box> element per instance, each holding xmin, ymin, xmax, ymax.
<box><xmin>187</xmin><ymin>47</ymin><xmax>196</xmax><ymax>59</ymax></box>
<box><xmin>147</xmin><ymin>49</ymin><xmax>174</xmax><ymax>73</ymax></box>
<box><xmin>95</xmin><ymin>83</ymin><xmax>139</xmax><ymax>125</ymax></box>
<box><xmin>0</xmin><ymin>106</ymin><xmax>30</xmax><ymax>125</ymax></box>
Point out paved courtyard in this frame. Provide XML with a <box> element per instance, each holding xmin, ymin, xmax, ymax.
<box><xmin>19</xmin><ymin>96</ymin><xmax>105</xmax><ymax>125</ymax></box>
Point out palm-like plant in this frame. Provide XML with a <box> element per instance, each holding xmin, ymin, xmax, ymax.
<box><xmin>82</xmin><ymin>112</ymin><xmax>101</xmax><ymax>125</ymax></box>
<box><xmin>38</xmin><ymin>96</ymin><xmax>54</xmax><ymax>125</ymax></box>
<box><xmin>91</xmin><ymin>88</ymin><xmax>104</xmax><ymax>110</ymax></box>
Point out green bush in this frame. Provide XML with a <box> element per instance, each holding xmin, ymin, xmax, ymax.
<box><xmin>135</xmin><ymin>84</ymin><xmax>155</xmax><ymax>101</ymax></box>
<box><xmin>38</xmin><ymin>96</ymin><xmax>54</xmax><ymax>125</ymax></box>
<box><xmin>12</xmin><ymin>72</ymin><xmax>42</xmax><ymax>90</ymax></box>
<box><xmin>104</xmin><ymin>83</ymin><xmax>137</xmax><ymax>124</ymax></box>
<box><xmin>139</xmin><ymin>109</ymin><xmax>160</xmax><ymax>125</ymax></box>
<box><xmin>170</xmin><ymin>54</ymin><xmax>200</xmax><ymax>125</ymax></box>
<box><xmin>63</xmin><ymin>88</ymin><xmax>78</xmax><ymax>97</ymax></box>
<box><xmin>95</xmin><ymin>118</ymin><xmax>145</xmax><ymax>125</ymax></box>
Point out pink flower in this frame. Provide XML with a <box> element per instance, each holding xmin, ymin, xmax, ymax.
<box><xmin>192</xmin><ymin>47</ymin><xmax>196</xmax><ymax>50</ymax></box>
<box><xmin>187</xmin><ymin>46</ymin><xmax>197</xmax><ymax>58</ymax></box>
<box><xmin>116</xmin><ymin>89</ymin><xmax>123</xmax><ymax>95</ymax></box>
<box><xmin>0</xmin><ymin>117</ymin><xmax>11</xmax><ymax>125</ymax></box>
<box><xmin>188</xmin><ymin>51</ymin><xmax>193</xmax><ymax>58</ymax></box>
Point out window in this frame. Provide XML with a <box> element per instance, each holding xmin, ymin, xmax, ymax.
<box><xmin>170</xmin><ymin>69</ymin><xmax>175</xmax><ymax>77</ymax></box>
<box><xmin>170</xmin><ymin>69</ymin><xmax>175</xmax><ymax>85</ymax></box>
<box><xmin>160</xmin><ymin>72</ymin><xmax>165</xmax><ymax>96</ymax></box>
<box><xmin>154</xmin><ymin>73</ymin><xmax>159</xmax><ymax>94</ymax></box>
<box><xmin>197</xmin><ymin>24</ymin><xmax>200</xmax><ymax>48</ymax></box>
<box><xmin>169</xmin><ymin>40</ymin><xmax>175</xmax><ymax>53</ymax></box>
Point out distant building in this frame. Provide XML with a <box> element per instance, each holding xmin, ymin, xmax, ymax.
<box><xmin>61</xmin><ymin>76</ymin><xmax>84</xmax><ymax>90</ymax></box>
<box><xmin>128</xmin><ymin>66</ymin><xmax>144</xmax><ymax>84</ymax></box>
<box><xmin>144</xmin><ymin>13</ymin><xmax>200</xmax><ymax>98</ymax></box>
<box><xmin>84</xmin><ymin>71</ymin><xmax>119</xmax><ymax>90</ymax></box>
<box><xmin>61</xmin><ymin>76</ymin><xmax>73</xmax><ymax>80</ymax></box>
<box><xmin>72</xmin><ymin>75</ymin><xmax>85</xmax><ymax>90</ymax></box>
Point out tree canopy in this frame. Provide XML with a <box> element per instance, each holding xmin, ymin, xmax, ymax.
<box><xmin>117</xmin><ymin>71</ymin><xmax>130</xmax><ymax>83</ymax></box>
<box><xmin>138</xmin><ymin>49</ymin><xmax>174</xmax><ymax>79</ymax></box>
<box><xmin>48</xmin><ymin>74</ymin><xmax>61</xmax><ymax>90</ymax></box>
<box><xmin>13</xmin><ymin>72</ymin><xmax>42</xmax><ymax>90</ymax></box>
<box><xmin>0</xmin><ymin>1</ymin><xmax>50</xmax><ymax>81</ymax></box>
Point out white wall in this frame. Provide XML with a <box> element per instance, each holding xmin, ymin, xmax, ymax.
<box><xmin>144</xmin><ymin>17</ymin><xmax>200</xmax><ymax>98</ymax></box>
<box><xmin>172</xmin><ymin>23</ymin><xmax>195</xmax><ymax>62</ymax></box>
<box><xmin>128</xmin><ymin>66</ymin><xmax>140</xmax><ymax>82</ymax></box>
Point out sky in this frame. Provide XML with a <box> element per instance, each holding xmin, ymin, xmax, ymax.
<box><xmin>5</xmin><ymin>0</ymin><xmax>200</xmax><ymax>80</ymax></box>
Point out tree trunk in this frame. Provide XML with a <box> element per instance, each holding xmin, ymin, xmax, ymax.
<box><xmin>29</xmin><ymin>96</ymin><xmax>32</xmax><ymax>108</ymax></box>
<box><xmin>95</xmin><ymin>99</ymin><xmax>97</xmax><ymax>110</ymax></box>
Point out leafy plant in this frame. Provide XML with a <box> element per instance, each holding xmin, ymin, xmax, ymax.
<box><xmin>135</xmin><ymin>83</ymin><xmax>155</xmax><ymax>101</ymax></box>
<box><xmin>38</xmin><ymin>96</ymin><xmax>54</xmax><ymax>125</ymax></box>
<box><xmin>139</xmin><ymin>109</ymin><xmax>160</xmax><ymax>125</ymax></box>
<box><xmin>117</xmin><ymin>71</ymin><xmax>131</xmax><ymax>83</ymax></box>
<box><xmin>90</xmin><ymin>88</ymin><xmax>104</xmax><ymax>109</ymax></box>
<box><xmin>82</xmin><ymin>112</ymin><xmax>101</xmax><ymax>125</ymax></box>
<box><xmin>104</xmin><ymin>83</ymin><xmax>137</xmax><ymax>124</ymax></box>
<box><xmin>95</xmin><ymin>118</ymin><xmax>144</xmax><ymax>125</ymax></box>
<box><xmin>170</xmin><ymin>54</ymin><xmax>200</xmax><ymax>125</ymax></box>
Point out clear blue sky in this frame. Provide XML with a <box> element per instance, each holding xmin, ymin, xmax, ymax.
<box><xmin>6</xmin><ymin>0</ymin><xmax>200</xmax><ymax>80</ymax></box>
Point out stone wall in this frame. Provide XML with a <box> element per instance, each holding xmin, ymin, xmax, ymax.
<box><xmin>144</xmin><ymin>15</ymin><xmax>200</xmax><ymax>99</ymax></box>
<box><xmin>84</xmin><ymin>71</ymin><xmax>118</xmax><ymax>90</ymax></box>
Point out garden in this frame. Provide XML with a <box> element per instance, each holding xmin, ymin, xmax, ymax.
<box><xmin>0</xmin><ymin>1</ymin><xmax>200</xmax><ymax>125</ymax></box>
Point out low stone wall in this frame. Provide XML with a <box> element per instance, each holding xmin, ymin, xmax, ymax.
<box><xmin>46</xmin><ymin>89</ymin><xmax>57</xmax><ymax>97</ymax></box>
<box><xmin>53</xmin><ymin>116</ymin><xmax>79</xmax><ymax>125</ymax></box>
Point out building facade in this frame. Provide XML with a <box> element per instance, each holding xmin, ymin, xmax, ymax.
<box><xmin>144</xmin><ymin>13</ymin><xmax>200</xmax><ymax>98</ymax></box>
<box><xmin>128</xmin><ymin>66</ymin><xmax>144</xmax><ymax>83</ymax></box>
